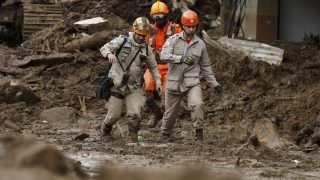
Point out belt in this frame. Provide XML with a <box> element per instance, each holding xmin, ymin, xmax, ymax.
<box><xmin>156</xmin><ymin>59</ymin><xmax>167</xmax><ymax>65</ymax></box>
<box><xmin>111</xmin><ymin>91</ymin><xmax>125</xmax><ymax>99</ymax></box>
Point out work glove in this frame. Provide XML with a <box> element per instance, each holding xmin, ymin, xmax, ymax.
<box><xmin>180</xmin><ymin>56</ymin><xmax>194</xmax><ymax>65</ymax></box>
<box><xmin>212</xmin><ymin>84</ymin><xmax>223</xmax><ymax>96</ymax></box>
<box><xmin>154</xmin><ymin>51</ymin><xmax>160</xmax><ymax>62</ymax></box>
<box><xmin>107</xmin><ymin>53</ymin><xmax>117</xmax><ymax>64</ymax></box>
<box><xmin>155</xmin><ymin>82</ymin><xmax>162</xmax><ymax>96</ymax></box>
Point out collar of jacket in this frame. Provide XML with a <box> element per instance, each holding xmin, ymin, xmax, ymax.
<box><xmin>176</xmin><ymin>31</ymin><xmax>200</xmax><ymax>46</ymax></box>
<box><xmin>128</xmin><ymin>32</ymin><xmax>147</xmax><ymax>48</ymax></box>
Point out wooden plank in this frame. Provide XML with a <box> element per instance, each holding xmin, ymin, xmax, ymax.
<box><xmin>24</xmin><ymin>9</ymin><xmax>63</xmax><ymax>13</ymax></box>
<box><xmin>23</xmin><ymin>13</ymin><xmax>62</xmax><ymax>17</ymax></box>
<box><xmin>23</xmin><ymin>7</ymin><xmax>63</xmax><ymax>11</ymax></box>
<box><xmin>24</xmin><ymin>17</ymin><xmax>62</xmax><ymax>21</ymax></box>
<box><xmin>24</xmin><ymin>19</ymin><xmax>61</xmax><ymax>23</ymax></box>
<box><xmin>12</xmin><ymin>53</ymin><xmax>75</xmax><ymax>67</ymax></box>
<box><xmin>23</xmin><ymin>5</ymin><xmax>62</xmax><ymax>9</ymax></box>
<box><xmin>23</xmin><ymin>4</ymin><xmax>63</xmax><ymax>8</ymax></box>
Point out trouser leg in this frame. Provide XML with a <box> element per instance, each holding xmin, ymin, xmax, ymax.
<box><xmin>187</xmin><ymin>85</ymin><xmax>204</xmax><ymax>141</ymax></box>
<box><xmin>161</xmin><ymin>92</ymin><xmax>182</xmax><ymax>135</ymax></box>
<box><xmin>101</xmin><ymin>96</ymin><xmax>123</xmax><ymax>136</ymax></box>
<box><xmin>126</xmin><ymin>90</ymin><xmax>146</xmax><ymax>141</ymax></box>
<box><xmin>146</xmin><ymin>97</ymin><xmax>163</xmax><ymax>128</ymax></box>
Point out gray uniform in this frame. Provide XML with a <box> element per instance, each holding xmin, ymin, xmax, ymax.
<box><xmin>100</xmin><ymin>32</ymin><xmax>161</xmax><ymax>132</ymax></box>
<box><xmin>160</xmin><ymin>31</ymin><xmax>220</xmax><ymax>134</ymax></box>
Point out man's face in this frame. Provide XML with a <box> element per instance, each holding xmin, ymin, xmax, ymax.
<box><xmin>134</xmin><ymin>33</ymin><xmax>147</xmax><ymax>44</ymax></box>
<box><xmin>152</xmin><ymin>13</ymin><xmax>168</xmax><ymax>28</ymax></box>
<box><xmin>183</xmin><ymin>25</ymin><xmax>197</xmax><ymax>36</ymax></box>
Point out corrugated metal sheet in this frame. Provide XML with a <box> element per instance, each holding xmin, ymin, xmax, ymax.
<box><xmin>218</xmin><ymin>37</ymin><xmax>284</xmax><ymax>65</ymax></box>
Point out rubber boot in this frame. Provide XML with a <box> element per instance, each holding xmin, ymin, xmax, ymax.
<box><xmin>158</xmin><ymin>133</ymin><xmax>171</xmax><ymax>143</ymax></box>
<box><xmin>147</xmin><ymin>108</ymin><xmax>163</xmax><ymax>128</ymax></box>
<box><xmin>100</xmin><ymin>123</ymin><xmax>112</xmax><ymax>136</ymax></box>
<box><xmin>127</xmin><ymin>115</ymin><xmax>140</xmax><ymax>143</ymax></box>
<box><xmin>195</xmin><ymin>129</ymin><xmax>203</xmax><ymax>143</ymax></box>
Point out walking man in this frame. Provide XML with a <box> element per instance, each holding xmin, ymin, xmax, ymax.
<box><xmin>160</xmin><ymin>10</ymin><xmax>223</xmax><ymax>142</ymax></box>
<box><xmin>100</xmin><ymin>17</ymin><xmax>161</xmax><ymax>142</ymax></box>
<box><xmin>144</xmin><ymin>1</ymin><xmax>182</xmax><ymax>128</ymax></box>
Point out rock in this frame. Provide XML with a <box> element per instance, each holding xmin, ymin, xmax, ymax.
<box><xmin>97</xmin><ymin>165</ymin><xmax>242</xmax><ymax>180</ymax></box>
<box><xmin>16</xmin><ymin>143</ymin><xmax>70</xmax><ymax>175</ymax></box>
<box><xmin>295</xmin><ymin>120</ymin><xmax>320</xmax><ymax>145</ymax></box>
<box><xmin>311</xmin><ymin>128</ymin><xmax>320</xmax><ymax>145</ymax></box>
<box><xmin>74</xmin><ymin>133</ymin><xmax>89</xmax><ymax>141</ymax></box>
<box><xmin>39</xmin><ymin>107</ymin><xmax>77</xmax><ymax>126</ymax></box>
<box><xmin>3</xmin><ymin>120</ymin><xmax>22</xmax><ymax>131</ymax></box>
<box><xmin>253</xmin><ymin>118</ymin><xmax>289</xmax><ymax>150</ymax></box>
<box><xmin>0</xmin><ymin>168</ymin><xmax>72</xmax><ymax>180</ymax></box>
<box><xmin>0</xmin><ymin>78</ymin><xmax>40</xmax><ymax>104</ymax></box>
<box><xmin>0</xmin><ymin>136</ymin><xmax>86</xmax><ymax>178</ymax></box>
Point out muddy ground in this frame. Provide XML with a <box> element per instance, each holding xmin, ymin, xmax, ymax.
<box><xmin>1</xmin><ymin>0</ymin><xmax>320</xmax><ymax>179</ymax></box>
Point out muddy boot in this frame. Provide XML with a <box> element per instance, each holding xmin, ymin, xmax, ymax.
<box><xmin>146</xmin><ymin>97</ymin><xmax>163</xmax><ymax>128</ymax></box>
<box><xmin>147</xmin><ymin>110</ymin><xmax>163</xmax><ymax>128</ymax></box>
<box><xmin>128</xmin><ymin>127</ymin><xmax>138</xmax><ymax>143</ymax></box>
<box><xmin>100</xmin><ymin>123</ymin><xmax>112</xmax><ymax>136</ymax></box>
<box><xmin>127</xmin><ymin>114</ymin><xmax>140</xmax><ymax>142</ymax></box>
<box><xmin>158</xmin><ymin>133</ymin><xmax>171</xmax><ymax>143</ymax></box>
<box><xmin>195</xmin><ymin>129</ymin><xmax>203</xmax><ymax>143</ymax></box>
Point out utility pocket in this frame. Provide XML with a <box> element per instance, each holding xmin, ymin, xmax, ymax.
<box><xmin>191</xmin><ymin>49</ymin><xmax>201</xmax><ymax>64</ymax></box>
<box><xmin>183</xmin><ymin>73</ymin><xmax>199</xmax><ymax>88</ymax></box>
<box><xmin>173</xmin><ymin>46</ymin><xmax>184</xmax><ymax>56</ymax></box>
<box><xmin>166</xmin><ymin>76</ymin><xmax>180</xmax><ymax>92</ymax></box>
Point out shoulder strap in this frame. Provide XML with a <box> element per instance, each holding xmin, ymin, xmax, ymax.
<box><xmin>125</xmin><ymin>47</ymin><xmax>141</xmax><ymax>71</ymax></box>
<box><xmin>146</xmin><ymin>44</ymin><xmax>148</xmax><ymax>56</ymax></box>
<box><xmin>117</xmin><ymin>46</ymin><xmax>141</xmax><ymax>73</ymax></box>
<box><xmin>116</xmin><ymin>36</ymin><xmax>128</xmax><ymax>57</ymax></box>
<box><xmin>115</xmin><ymin>36</ymin><xmax>129</xmax><ymax>72</ymax></box>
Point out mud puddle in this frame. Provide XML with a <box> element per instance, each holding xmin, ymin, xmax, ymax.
<box><xmin>67</xmin><ymin>149</ymin><xmax>320</xmax><ymax>180</ymax></box>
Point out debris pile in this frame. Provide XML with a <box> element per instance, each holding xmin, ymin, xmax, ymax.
<box><xmin>0</xmin><ymin>0</ymin><xmax>320</xmax><ymax>179</ymax></box>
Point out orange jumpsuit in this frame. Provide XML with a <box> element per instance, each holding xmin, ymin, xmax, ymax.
<box><xmin>144</xmin><ymin>22</ymin><xmax>182</xmax><ymax>95</ymax></box>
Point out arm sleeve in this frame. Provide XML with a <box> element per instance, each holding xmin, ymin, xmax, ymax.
<box><xmin>100</xmin><ymin>36</ymin><xmax>125</xmax><ymax>58</ymax></box>
<box><xmin>160</xmin><ymin>37</ymin><xmax>183</xmax><ymax>64</ymax></box>
<box><xmin>200</xmin><ymin>45</ymin><xmax>220</xmax><ymax>88</ymax></box>
<box><xmin>146</xmin><ymin>46</ymin><xmax>161</xmax><ymax>85</ymax></box>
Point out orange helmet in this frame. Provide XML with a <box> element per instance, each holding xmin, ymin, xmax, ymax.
<box><xmin>181</xmin><ymin>10</ymin><xmax>199</xmax><ymax>26</ymax></box>
<box><xmin>150</xmin><ymin>1</ymin><xmax>169</xmax><ymax>15</ymax></box>
<box><xmin>133</xmin><ymin>17</ymin><xmax>150</xmax><ymax>36</ymax></box>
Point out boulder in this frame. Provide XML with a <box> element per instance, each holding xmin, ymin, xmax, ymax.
<box><xmin>0</xmin><ymin>136</ymin><xmax>85</xmax><ymax>178</ymax></box>
<box><xmin>39</xmin><ymin>106</ymin><xmax>77</xmax><ymax>126</ymax></box>
<box><xmin>253</xmin><ymin>118</ymin><xmax>289</xmax><ymax>150</ymax></box>
<box><xmin>0</xmin><ymin>78</ymin><xmax>40</xmax><ymax>104</ymax></box>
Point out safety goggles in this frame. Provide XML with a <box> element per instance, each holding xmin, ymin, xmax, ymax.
<box><xmin>152</xmin><ymin>13</ymin><xmax>166</xmax><ymax>20</ymax></box>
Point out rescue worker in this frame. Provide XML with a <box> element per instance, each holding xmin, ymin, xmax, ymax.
<box><xmin>144</xmin><ymin>1</ymin><xmax>182</xmax><ymax>128</ymax></box>
<box><xmin>160</xmin><ymin>10</ymin><xmax>223</xmax><ymax>142</ymax></box>
<box><xmin>100</xmin><ymin>17</ymin><xmax>162</xmax><ymax>142</ymax></box>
